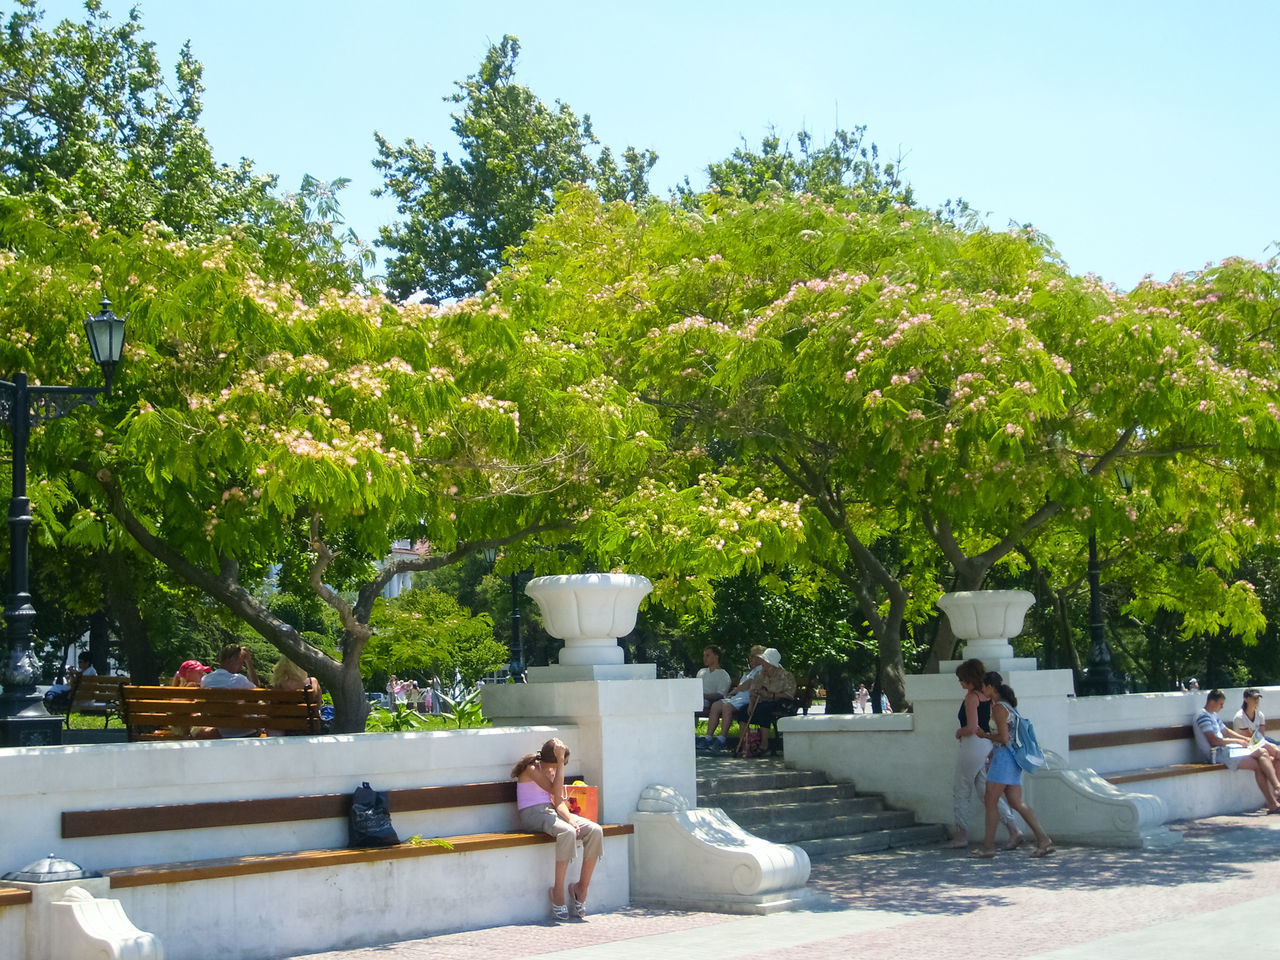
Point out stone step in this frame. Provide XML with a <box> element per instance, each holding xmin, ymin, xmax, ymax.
<box><xmin>746</xmin><ymin>809</ymin><xmax>919</xmax><ymax>844</ymax></box>
<box><xmin>696</xmin><ymin>766</ymin><xmax>831</xmax><ymax>794</ymax></box>
<box><xmin>699</xmin><ymin>780</ymin><xmax>860</xmax><ymax>809</ymax></box>
<box><xmin>717</xmin><ymin>794</ymin><xmax>884</xmax><ymax>824</ymax></box>
<box><xmin>794</xmin><ymin>823</ymin><xmax>948</xmax><ymax>860</ymax></box>
<box><xmin>692</xmin><ymin>754</ymin><xmax>946</xmax><ymax>861</ymax></box>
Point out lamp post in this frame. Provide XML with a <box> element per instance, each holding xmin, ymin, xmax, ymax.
<box><xmin>1078</xmin><ymin>463</ymin><xmax>1130</xmax><ymax>697</ymax></box>
<box><xmin>0</xmin><ymin>296</ymin><xmax>126</xmax><ymax>747</ymax></box>
<box><xmin>482</xmin><ymin>547</ymin><xmax>524</xmax><ymax>674</ymax></box>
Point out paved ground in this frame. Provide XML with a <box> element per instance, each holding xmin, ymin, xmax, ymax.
<box><xmin>283</xmin><ymin>810</ymin><xmax>1280</xmax><ymax>960</ymax></box>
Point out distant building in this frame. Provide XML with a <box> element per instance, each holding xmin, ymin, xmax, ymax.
<box><xmin>381</xmin><ymin>539</ymin><xmax>430</xmax><ymax>599</ymax></box>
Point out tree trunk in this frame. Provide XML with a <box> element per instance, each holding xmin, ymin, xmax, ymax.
<box><xmin>88</xmin><ymin>609</ymin><xmax>111</xmax><ymax>675</ymax></box>
<box><xmin>101</xmin><ymin>555</ymin><xmax>163</xmax><ymax>683</ymax></box>
<box><xmin>330</xmin><ymin>643</ymin><xmax>371</xmax><ymax>733</ymax></box>
<box><xmin>823</xmin><ymin>657</ymin><xmax>854</xmax><ymax>714</ymax></box>
<box><xmin>1053</xmin><ymin>587</ymin><xmax>1084</xmax><ymax>676</ymax></box>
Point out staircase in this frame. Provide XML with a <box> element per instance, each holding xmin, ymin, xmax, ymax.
<box><xmin>696</xmin><ymin>754</ymin><xmax>946</xmax><ymax>859</ymax></box>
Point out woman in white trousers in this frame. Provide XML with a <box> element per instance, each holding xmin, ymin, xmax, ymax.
<box><xmin>950</xmin><ymin>658</ymin><xmax>1022</xmax><ymax>849</ymax></box>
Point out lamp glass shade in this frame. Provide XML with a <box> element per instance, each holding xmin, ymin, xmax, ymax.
<box><xmin>482</xmin><ymin>547</ymin><xmax>497</xmax><ymax>567</ymax></box>
<box><xmin>83</xmin><ymin>296</ymin><xmax>127</xmax><ymax>373</ymax></box>
<box><xmin>1114</xmin><ymin>463</ymin><xmax>1135</xmax><ymax>493</ymax></box>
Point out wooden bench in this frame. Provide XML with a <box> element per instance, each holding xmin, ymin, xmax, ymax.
<box><xmin>60</xmin><ymin>781</ymin><xmax>634</xmax><ymax>889</ymax></box>
<box><xmin>58</xmin><ymin>674</ymin><xmax>130</xmax><ymax>728</ymax></box>
<box><xmin>0</xmin><ymin>887</ymin><xmax>33</xmax><ymax>907</ymax></box>
<box><xmin>1068</xmin><ymin>724</ymin><xmax>1228</xmax><ymax>785</ymax></box>
<box><xmin>119</xmin><ymin>684</ymin><xmax>322</xmax><ymax>741</ymax></box>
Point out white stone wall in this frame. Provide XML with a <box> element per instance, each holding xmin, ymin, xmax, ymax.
<box><xmin>780</xmin><ymin>667</ymin><xmax>1075</xmax><ymax>831</ymax></box>
<box><xmin>1066</xmin><ymin>685</ymin><xmax>1280</xmax><ymax>773</ymax></box>
<box><xmin>1</xmin><ymin>726</ymin><xmax>581</xmax><ymax>872</ymax></box>
<box><xmin>0</xmin><ymin>725</ymin><xmax>634</xmax><ymax>960</ymax></box>
<box><xmin>780</xmin><ymin>678</ymin><xmax>1280</xmax><ymax>839</ymax></box>
<box><xmin>0</xmin><ymin>900</ymin><xmax>25</xmax><ymax>954</ymax></box>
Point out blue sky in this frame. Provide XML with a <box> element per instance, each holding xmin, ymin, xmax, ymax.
<box><xmin>35</xmin><ymin>0</ymin><xmax>1280</xmax><ymax>289</ymax></box>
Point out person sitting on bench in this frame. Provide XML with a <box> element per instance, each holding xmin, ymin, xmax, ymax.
<box><xmin>201</xmin><ymin>643</ymin><xmax>262</xmax><ymax>738</ymax></box>
<box><xmin>44</xmin><ymin>653</ymin><xmax>95</xmax><ymax>710</ymax></box>
<box><xmin>1233</xmin><ymin>688</ymin><xmax>1280</xmax><ymax>748</ymax></box>
<box><xmin>696</xmin><ymin>645</ymin><xmax>731</xmax><ymax>713</ymax></box>
<box><xmin>698</xmin><ymin>645</ymin><xmax>764</xmax><ymax>752</ymax></box>
<box><xmin>1194</xmin><ymin>688</ymin><xmax>1280</xmax><ymax>813</ymax></box>
<box><xmin>738</xmin><ymin>647</ymin><xmax>796</xmax><ymax>756</ymax></box>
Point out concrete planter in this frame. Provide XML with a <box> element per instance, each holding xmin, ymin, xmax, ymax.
<box><xmin>937</xmin><ymin>589</ymin><xmax>1035</xmax><ymax>662</ymax></box>
<box><xmin>524</xmin><ymin>573</ymin><xmax>652</xmax><ymax>666</ymax></box>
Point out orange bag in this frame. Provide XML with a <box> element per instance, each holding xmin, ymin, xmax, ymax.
<box><xmin>565</xmin><ymin>783</ymin><xmax>598</xmax><ymax>822</ymax></box>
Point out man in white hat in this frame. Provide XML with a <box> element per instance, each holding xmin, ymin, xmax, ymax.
<box><xmin>740</xmin><ymin>647</ymin><xmax>797</xmax><ymax>756</ymax></box>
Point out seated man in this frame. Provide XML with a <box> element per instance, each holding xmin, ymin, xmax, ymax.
<box><xmin>696</xmin><ymin>645</ymin><xmax>730</xmax><ymax>714</ymax></box>
<box><xmin>1194</xmin><ymin>688</ymin><xmax>1280</xmax><ymax>813</ymax></box>
<box><xmin>44</xmin><ymin>652</ymin><xmax>96</xmax><ymax>710</ymax></box>
<box><xmin>739</xmin><ymin>648</ymin><xmax>797</xmax><ymax>756</ymax></box>
<box><xmin>200</xmin><ymin>643</ymin><xmax>262</xmax><ymax>738</ymax></box>
<box><xmin>699</xmin><ymin>645</ymin><xmax>764</xmax><ymax>752</ymax></box>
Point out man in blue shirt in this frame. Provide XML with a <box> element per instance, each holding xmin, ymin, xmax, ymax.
<box><xmin>1194</xmin><ymin>689</ymin><xmax>1280</xmax><ymax>813</ymax></box>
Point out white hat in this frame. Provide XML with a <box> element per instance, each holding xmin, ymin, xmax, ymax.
<box><xmin>761</xmin><ymin>648</ymin><xmax>782</xmax><ymax>667</ymax></box>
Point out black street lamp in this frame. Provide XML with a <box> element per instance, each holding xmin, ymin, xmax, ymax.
<box><xmin>0</xmin><ymin>296</ymin><xmax>126</xmax><ymax>747</ymax></box>
<box><xmin>1078</xmin><ymin>463</ymin><xmax>1131</xmax><ymax>697</ymax></box>
<box><xmin>482</xmin><ymin>547</ymin><xmax>524</xmax><ymax>674</ymax></box>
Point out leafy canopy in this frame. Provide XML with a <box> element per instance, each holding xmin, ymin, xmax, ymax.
<box><xmin>374</xmin><ymin>34</ymin><xmax>657</xmax><ymax>302</ymax></box>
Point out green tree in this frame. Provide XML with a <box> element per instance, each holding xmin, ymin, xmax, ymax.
<box><xmin>0</xmin><ymin>194</ymin><xmax>715</xmax><ymax>731</ymax></box>
<box><xmin>493</xmin><ymin>187</ymin><xmax>1280</xmax><ymax>708</ymax></box>
<box><xmin>0</xmin><ymin>2</ymin><xmax>371</xmax><ymax>294</ymax></box>
<box><xmin>373</xmin><ymin>34</ymin><xmax>656</xmax><ymax>302</ymax></box>
<box><xmin>365</xmin><ymin>587</ymin><xmax>507</xmax><ymax>688</ymax></box>
<box><xmin>0</xmin><ymin>0</ymin><xmax>276</xmax><ymax>234</ymax></box>
<box><xmin>682</xmin><ymin>126</ymin><xmax>915</xmax><ymax>211</ymax></box>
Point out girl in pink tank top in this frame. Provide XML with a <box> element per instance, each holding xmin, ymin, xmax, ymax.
<box><xmin>511</xmin><ymin>737</ymin><xmax>603</xmax><ymax>921</ymax></box>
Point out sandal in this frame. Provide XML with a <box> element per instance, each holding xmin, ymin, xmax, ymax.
<box><xmin>1003</xmin><ymin>832</ymin><xmax>1026</xmax><ymax>851</ymax></box>
<box><xmin>1030</xmin><ymin>844</ymin><xmax>1055</xmax><ymax>858</ymax></box>
<box><xmin>969</xmin><ymin>848</ymin><xmax>997</xmax><ymax>859</ymax></box>
<box><xmin>549</xmin><ymin>888</ymin><xmax>569</xmax><ymax>921</ymax></box>
<box><xmin>569</xmin><ymin>883</ymin><xmax>587</xmax><ymax>919</ymax></box>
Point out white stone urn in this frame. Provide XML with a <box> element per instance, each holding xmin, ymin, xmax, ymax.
<box><xmin>524</xmin><ymin>573</ymin><xmax>653</xmax><ymax>666</ymax></box>
<box><xmin>936</xmin><ymin>589</ymin><xmax>1035</xmax><ymax>663</ymax></box>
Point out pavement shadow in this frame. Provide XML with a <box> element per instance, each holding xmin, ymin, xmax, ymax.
<box><xmin>803</xmin><ymin>814</ymin><xmax>1280</xmax><ymax>918</ymax></box>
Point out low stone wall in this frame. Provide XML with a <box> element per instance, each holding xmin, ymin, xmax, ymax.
<box><xmin>780</xmin><ymin>667</ymin><xmax>1075</xmax><ymax>832</ymax></box>
<box><xmin>780</xmin><ymin>679</ymin><xmax>1280</xmax><ymax>845</ymax></box>
<box><xmin>0</xmin><ymin>899</ymin><xmax>24</xmax><ymax>953</ymax></box>
<box><xmin>1061</xmin><ymin>684</ymin><xmax>1280</xmax><ymax>821</ymax></box>
<box><xmin>0</xmin><ymin>725</ymin><xmax>632</xmax><ymax>960</ymax></box>
<box><xmin>1066</xmin><ymin>685</ymin><xmax>1280</xmax><ymax>773</ymax></box>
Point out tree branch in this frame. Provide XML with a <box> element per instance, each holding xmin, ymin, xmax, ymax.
<box><xmin>88</xmin><ymin>466</ymin><xmax>325</xmax><ymax>672</ymax></box>
<box><xmin>351</xmin><ymin>518</ymin><xmax>575</xmax><ymax>623</ymax></box>
<box><xmin>308</xmin><ymin>514</ymin><xmax>371</xmax><ymax>648</ymax></box>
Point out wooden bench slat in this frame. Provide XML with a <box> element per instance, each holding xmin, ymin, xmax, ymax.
<box><xmin>0</xmin><ymin>887</ymin><xmax>33</xmax><ymax>907</ymax></box>
<box><xmin>124</xmin><ymin>709</ymin><xmax>317</xmax><ymax>724</ymax></box>
<box><xmin>103</xmin><ymin>824</ymin><xmax>636</xmax><ymax>888</ymax></box>
<box><xmin>1069</xmin><ymin>725</ymin><xmax>1194</xmax><ymax>752</ymax></box>
<box><xmin>63</xmin><ymin>781</ymin><xmax>521</xmax><ymax>838</ymax></box>
<box><xmin>1104</xmin><ymin>763</ymin><xmax>1226</xmax><ymax>785</ymax></box>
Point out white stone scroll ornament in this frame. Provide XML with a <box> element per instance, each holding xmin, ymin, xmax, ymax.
<box><xmin>630</xmin><ymin>785</ymin><xmax>812</xmax><ymax>914</ymax></box>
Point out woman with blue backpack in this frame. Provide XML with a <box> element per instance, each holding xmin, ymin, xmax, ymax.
<box><xmin>972</xmin><ymin>672</ymin><xmax>1054</xmax><ymax>859</ymax></box>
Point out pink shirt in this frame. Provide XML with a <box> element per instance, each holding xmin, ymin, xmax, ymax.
<box><xmin>516</xmin><ymin>779</ymin><xmax>554</xmax><ymax>810</ymax></box>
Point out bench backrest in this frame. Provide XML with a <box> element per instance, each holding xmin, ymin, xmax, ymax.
<box><xmin>1068</xmin><ymin>724</ymin><xmax>1198</xmax><ymax>773</ymax></box>
<box><xmin>62</xmin><ymin>781</ymin><xmax>520</xmax><ymax>838</ymax></box>
<box><xmin>120</xmin><ymin>684</ymin><xmax>322</xmax><ymax>741</ymax></box>
<box><xmin>69</xmin><ymin>674</ymin><xmax>130</xmax><ymax>710</ymax></box>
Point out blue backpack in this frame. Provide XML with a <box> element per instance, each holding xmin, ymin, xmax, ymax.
<box><xmin>1007</xmin><ymin>705</ymin><xmax>1046</xmax><ymax>772</ymax></box>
